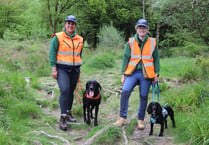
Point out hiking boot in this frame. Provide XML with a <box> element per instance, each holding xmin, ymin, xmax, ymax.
<box><xmin>138</xmin><ymin>120</ymin><xmax>145</xmax><ymax>130</ymax></box>
<box><xmin>59</xmin><ymin>116</ymin><xmax>67</xmax><ymax>131</ymax></box>
<box><xmin>113</xmin><ymin>117</ymin><xmax>128</xmax><ymax>127</ymax></box>
<box><xmin>66</xmin><ymin>110</ymin><xmax>77</xmax><ymax>122</ymax></box>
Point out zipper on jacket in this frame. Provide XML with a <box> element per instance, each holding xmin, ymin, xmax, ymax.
<box><xmin>63</xmin><ymin>39</ymin><xmax>74</xmax><ymax>66</ymax></box>
<box><xmin>71</xmin><ymin>38</ymin><xmax>75</xmax><ymax>66</ymax></box>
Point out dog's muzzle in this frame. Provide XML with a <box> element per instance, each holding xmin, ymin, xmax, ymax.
<box><xmin>88</xmin><ymin>91</ymin><xmax>94</xmax><ymax>97</ymax></box>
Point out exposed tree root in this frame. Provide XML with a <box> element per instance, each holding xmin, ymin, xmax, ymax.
<box><xmin>122</xmin><ymin>126</ymin><xmax>129</xmax><ymax>145</ymax></box>
<box><xmin>30</xmin><ymin>130</ymin><xmax>70</xmax><ymax>144</ymax></box>
<box><xmin>83</xmin><ymin>113</ymin><xmax>137</xmax><ymax>145</ymax></box>
<box><xmin>30</xmin><ymin>140</ymin><xmax>42</xmax><ymax>145</ymax></box>
<box><xmin>67</xmin><ymin>122</ymin><xmax>85</xmax><ymax>125</ymax></box>
<box><xmin>84</xmin><ymin>124</ymin><xmax>112</xmax><ymax>145</ymax></box>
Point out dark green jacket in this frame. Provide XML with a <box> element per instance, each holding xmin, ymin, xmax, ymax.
<box><xmin>121</xmin><ymin>34</ymin><xmax>160</xmax><ymax>76</ymax></box>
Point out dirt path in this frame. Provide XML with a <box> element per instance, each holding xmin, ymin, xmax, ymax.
<box><xmin>131</xmin><ymin>117</ymin><xmax>174</xmax><ymax>145</ymax></box>
<box><xmin>39</xmin><ymin>77</ymin><xmax>178</xmax><ymax>145</ymax></box>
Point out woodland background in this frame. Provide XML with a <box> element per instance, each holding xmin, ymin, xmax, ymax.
<box><xmin>0</xmin><ymin>0</ymin><xmax>208</xmax><ymax>47</ymax></box>
<box><xmin>0</xmin><ymin>0</ymin><xmax>209</xmax><ymax>145</ymax></box>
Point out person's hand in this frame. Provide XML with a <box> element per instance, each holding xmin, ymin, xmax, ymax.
<box><xmin>51</xmin><ymin>67</ymin><xmax>58</xmax><ymax>80</ymax></box>
<box><xmin>121</xmin><ymin>74</ymin><xmax>125</xmax><ymax>85</ymax></box>
<box><xmin>152</xmin><ymin>75</ymin><xmax>158</xmax><ymax>84</ymax></box>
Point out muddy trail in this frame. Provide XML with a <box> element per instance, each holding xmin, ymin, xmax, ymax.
<box><xmin>38</xmin><ymin>73</ymin><xmax>181</xmax><ymax>145</ymax></box>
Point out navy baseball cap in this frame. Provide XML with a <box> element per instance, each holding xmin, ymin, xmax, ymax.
<box><xmin>136</xmin><ymin>18</ymin><xmax>149</xmax><ymax>27</ymax></box>
<box><xmin>65</xmin><ymin>15</ymin><xmax>77</xmax><ymax>23</ymax></box>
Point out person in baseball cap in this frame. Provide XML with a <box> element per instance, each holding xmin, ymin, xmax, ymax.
<box><xmin>113</xmin><ymin>18</ymin><xmax>160</xmax><ymax>130</ymax></box>
<box><xmin>49</xmin><ymin>15</ymin><xmax>84</xmax><ymax>131</ymax></box>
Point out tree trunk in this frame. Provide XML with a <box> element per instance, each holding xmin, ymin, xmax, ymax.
<box><xmin>142</xmin><ymin>0</ymin><xmax>145</xmax><ymax>19</ymax></box>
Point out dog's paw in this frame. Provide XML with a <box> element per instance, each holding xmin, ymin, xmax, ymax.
<box><xmin>86</xmin><ymin>120</ymin><xmax>91</xmax><ymax>125</ymax></box>
<box><xmin>94</xmin><ymin>122</ymin><xmax>98</xmax><ymax>126</ymax></box>
<box><xmin>149</xmin><ymin>132</ymin><xmax>153</xmax><ymax>136</ymax></box>
<box><xmin>159</xmin><ymin>133</ymin><xmax>163</xmax><ymax>137</ymax></box>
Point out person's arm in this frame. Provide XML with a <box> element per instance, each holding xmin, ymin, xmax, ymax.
<box><xmin>80</xmin><ymin>43</ymin><xmax>84</xmax><ymax>58</ymax></box>
<box><xmin>49</xmin><ymin>36</ymin><xmax>59</xmax><ymax>67</ymax></box>
<box><xmin>153</xmin><ymin>45</ymin><xmax>160</xmax><ymax>83</ymax></box>
<box><xmin>49</xmin><ymin>36</ymin><xmax>59</xmax><ymax>79</ymax></box>
<box><xmin>121</xmin><ymin>42</ymin><xmax>131</xmax><ymax>74</ymax></box>
<box><xmin>121</xmin><ymin>42</ymin><xmax>130</xmax><ymax>84</ymax></box>
<box><xmin>153</xmin><ymin>45</ymin><xmax>160</xmax><ymax>76</ymax></box>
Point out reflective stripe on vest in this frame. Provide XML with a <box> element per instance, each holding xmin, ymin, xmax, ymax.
<box><xmin>56</xmin><ymin>31</ymin><xmax>83</xmax><ymax>66</ymax></box>
<box><xmin>124</xmin><ymin>37</ymin><xmax>156</xmax><ymax>78</ymax></box>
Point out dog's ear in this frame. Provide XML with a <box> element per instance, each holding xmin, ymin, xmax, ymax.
<box><xmin>96</xmin><ymin>81</ymin><xmax>102</xmax><ymax>91</ymax></box>
<box><xmin>147</xmin><ymin>103</ymin><xmax>152</xmax><ymax>114</ymax></box>
<box><xmin>98</xmin><ymin>83</ymin><xmax>102</xmax><ymax>90</ymax></box>
<box><xmin>86</xmin><ymin>81</ymin><xmax>89</xmax><ymax>89</ymax></box>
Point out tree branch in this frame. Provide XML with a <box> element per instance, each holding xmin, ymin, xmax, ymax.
<box><xmin>47</xmin><ymin>0</ymin><xmax>53</xmax><ymax>32</ymax></box>
<box><xmin>192</xmin><ymin>0</ymin><xmax>209</xmax><ymax>45</ymax></box>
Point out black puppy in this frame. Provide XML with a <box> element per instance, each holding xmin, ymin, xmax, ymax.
<box><xmin>83</xmin><ymin>80</ymin><xmax>102</xmax><ymax>126</ymax></box>
<box><xmin>147</xmin><ymin>102</ymin><xmax>176</xmax><ymax>136</ymax></box>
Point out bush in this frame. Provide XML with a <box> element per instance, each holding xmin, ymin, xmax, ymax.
<box><xmin>181</xmin><ymin>67</ymin><xmax>200</xmax><ymax>82</ymax></box>
<box><xmin>159</xmin><ymin>48</ymin><xmax>173</xmax><ymax>58</ymax></box>
<box><xmin>181</xmin><ymin>42</ymin><xmax>209</xmax><ymax>58</ymax></box>
<box><xmin>86</xmin><ymin>53</ymin><xmax>116</xmax><ymax>69</ymax></box>
<box><xmin>3</xmin><ymin>29</ymin><xmax>25</xmax><ymax>41</ymax></box>
<box><xmin>0</xmin><ymin>40</ymin><xmax>50</xmax><ymax>76</ymax></box>
<box><xmin>194</xmin><ymin>56</ymin><xmax>209</xmax><ymax>79</ymax></box>
<box><xmin>186</xmin><ymin>100</ymin><xmax>209</xmax><ymax>145</ymax></box>
<box><xmin>98</xmin><ymin>25</ymin><xmax>125</xmax><ymax>49</ymax></box>
<box><xmin>181</xmin><ymin>56</ymin><xmax>209</xmax><ymax>82</ymax></box>
<box><xmin>163</xmin><ymin>85</ymin><xmax>199</xmax><ymax>112</ymax></box>
<box><xmin>0</xmin><ymin>127</ymin><xmax>10</xmax><ymax>145</ymax></box>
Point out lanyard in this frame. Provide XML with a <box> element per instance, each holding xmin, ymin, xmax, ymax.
<box><xmin>152</xmin><ymin>82</ymin><xmax>160</xmax><ymax>102</ymax></box>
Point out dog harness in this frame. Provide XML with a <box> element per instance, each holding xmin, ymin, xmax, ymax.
<box><xmin>150</xmin><ymin>108</ymin><xmax>168</xmax><ymax>124</ymax></box>
<box><xmin>151</xmin><ymin>116</ymin><xmax>157</xmax><ymax>124</ymax></box>
<box><xmin>162</xmin><ymin>107</ymin><xmax>168</xmax><ymax>117</ymax></box>
<box><xmin>84</xmin><ymin>92</ymin><xmax>101</xmax><ymax>100</ymax></box>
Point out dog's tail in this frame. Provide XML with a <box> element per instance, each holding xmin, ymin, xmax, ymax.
<box><xmin>163</xmin><ymin>103</ymin><xmax>169</xmax><ymax>106</ymax></box>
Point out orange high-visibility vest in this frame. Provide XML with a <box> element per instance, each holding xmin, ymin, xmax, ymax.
<box><xmin>56</xmin><ymin>31</ymin><xmax>83</xmax><ymax>66</ymax></box>
<box><xmin>124</xmin><ymin>37</ymin><xmax>156</xmax><ymax>78</ymax></box>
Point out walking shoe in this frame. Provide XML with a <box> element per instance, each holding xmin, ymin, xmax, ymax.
<box><xmin>59</xmin><ymin>116</ymin><xmax>67</xmax><ymax>131</ymax></box>
<box><xmin>113</xmin><ymin>117</ymin><xmax>128</xmax><ymax>127</ymax></box>
<box><xmin>138</xmin><ymin>120</ymin><xmax>145</xmax><ymax>130</ymax></box>
<box><xmin>66</xmin><ymin>110</ymin><xmax>77</xmax><ymax>122</ymax></box>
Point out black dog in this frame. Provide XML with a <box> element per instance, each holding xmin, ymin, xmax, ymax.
<box><xmin>147</xmin><ymin>102</ymin><xmax>176</xmax><ymax>136</ymax></box>
<box><xmin>83</xmin><ymin>80</ymin><xmax>102</xmax><ymax>126</ymax></box>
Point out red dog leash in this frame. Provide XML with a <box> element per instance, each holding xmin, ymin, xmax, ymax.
<box><xmin>75</xmin><ymin>72</ymin><xmax>83</xmax><ymax>104</ymax></box>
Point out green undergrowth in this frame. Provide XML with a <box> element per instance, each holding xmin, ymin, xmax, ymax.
<box><xmin>92</xmin><ymin>126</ymin><xmax>122</xmax><ymax>145</ymax></box>
<box><xmin>0</xmin><ymin>39</ymin><xmax>209</xmax><ymax>144</ymax></box>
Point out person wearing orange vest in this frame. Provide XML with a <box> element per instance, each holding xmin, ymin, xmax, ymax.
<box><xmin>49</xmin><ymin>15</ymin><xmax>83</xmax><ymax>131</ymax></box>
<box><xmin>113</xmin><ymin>18</ymin><xmax>160</xmax><ymax>130</ymax></box>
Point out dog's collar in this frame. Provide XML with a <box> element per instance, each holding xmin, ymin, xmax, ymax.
<box><xmin>85</xmin><ymin>92</ymin><xmax>101</xmax><ymax>99</ymax></box>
